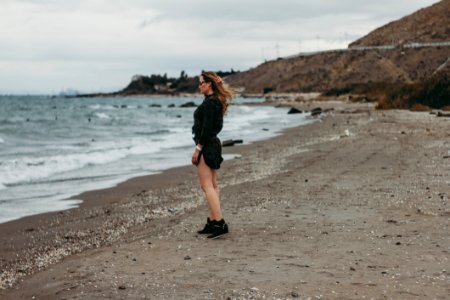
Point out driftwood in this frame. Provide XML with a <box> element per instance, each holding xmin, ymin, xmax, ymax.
<box><xmin>437</xmin><ymin>111</ymin><xmax>450</xmax><ymax>117</ymax></box>
<box><xmin>222</xmin><ymin>139</ymin><xmax>243</xmax><ymax>147</ymax></box>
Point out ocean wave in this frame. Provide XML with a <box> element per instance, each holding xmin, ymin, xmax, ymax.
<box><xmin>134</xmin><ymin>129</ymin><xmax>171</xmax><ymax>136</ymax></box>
<box><xmin>5</xmin><ymin>174</ymin><xmax>114</xmax><ymax>187</ymax></box>
<box><xmin>0</xmin><ymin>133</ymin><xmax>192</xmax><ymax>187</ymax></box>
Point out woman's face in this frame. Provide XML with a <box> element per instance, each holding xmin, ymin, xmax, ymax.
<box><xmin>198</xmin><ymin>75</ymin><xmax>213</xmax><ymax>95</ymax></box>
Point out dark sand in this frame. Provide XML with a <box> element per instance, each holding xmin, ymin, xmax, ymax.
<box><xmin>1</xmin><ymin>101</ymin><xmax>449</xmax><ymax>299</ymax></box>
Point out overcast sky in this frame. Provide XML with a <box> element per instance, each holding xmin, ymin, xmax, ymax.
<box><xmin>0</xmin><ymin>0</ymin><xmax>440</xmax><ymax>94</ymax></box>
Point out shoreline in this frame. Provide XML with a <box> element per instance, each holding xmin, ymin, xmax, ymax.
<box><xmin>0</xmin><ymin>102</ymin><xmax>319</xmax><ymax>288</ymax></box>
<box><xmin>0</xmin><ymin>95</ymin><xmax>293</xmax><ymax>225</ymax></box>
<box><xmin>0</xmin><ymin>100</ymin><xmax>310</xmax><ymax>225</ymax></box>
<box><xmin>1</xmin><ymin>100</ymin><xmax>449</xmax><ymax>299</ymax></box>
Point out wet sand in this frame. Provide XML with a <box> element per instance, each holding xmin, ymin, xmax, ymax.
<box><xmin>1</xmin><ymin>101</ymin><xmax>449</xmax><ymax>299</ymax></box>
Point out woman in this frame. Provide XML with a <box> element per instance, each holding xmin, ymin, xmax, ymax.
<box><xmin>191</xmin><ymin>71</ymin><xmax>233</xmax><ymax>239</ymax></box>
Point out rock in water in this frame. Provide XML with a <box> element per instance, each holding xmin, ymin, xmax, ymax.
<box><xmin>287</xmin><ymin>108</ymin><xmax>303</xmax><ymax>114</ymax></box>
<box><xmin>311</xmin><ymin>107</ymin><xmax>322</xmax><ymax>116</ymax></box>
<box><xmin>179</xmin><ymin>102</ymin><xmax>197</xmax><ymax>108</ymax></box>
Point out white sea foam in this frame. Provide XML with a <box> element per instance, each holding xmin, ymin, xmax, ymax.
<box><xmin>89</xmin><ymin>104</ymin><xmax>117</xmax><ymax>110</ymax></box>
<box><xmin>95</xmin><ymin>112</ymin><xmax>110</xmax><ymax>119</ymax></box>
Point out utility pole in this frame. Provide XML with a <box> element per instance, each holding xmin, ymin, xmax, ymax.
<box><xmin>275</xmin><ymin>43</ymin><xmax>280</xmax><ymax>58</ymax></box>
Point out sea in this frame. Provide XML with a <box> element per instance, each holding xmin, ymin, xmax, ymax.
<box><xmin>0</xmin><ymin>95</ymin><xmax>313</xmax><ymax>224</ymax></box>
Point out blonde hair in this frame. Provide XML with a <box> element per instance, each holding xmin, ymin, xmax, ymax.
<box><xmin>201</xmin><ymin>71</ymin><xmax>234</xmax><ymax>114</ymax></box>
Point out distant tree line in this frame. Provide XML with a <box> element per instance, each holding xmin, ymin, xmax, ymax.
<box><xmin>120</xmin><ymin>69</ymin><xmax>239</xmax><ymax>95</ymax></box>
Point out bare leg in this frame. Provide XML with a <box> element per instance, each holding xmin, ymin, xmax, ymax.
<box><xmin>197</xmin><ymin>156</ymin><xmax>223</xmax><ymax>221</ymax></box>
<box><xmin>212</xmin><ymin>168</ymin><xmax>220</xmax><ymax>201</ymax></box>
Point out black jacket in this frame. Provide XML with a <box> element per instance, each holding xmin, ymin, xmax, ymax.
<box><xmin>192</xmin><ymin>94</ymin><xmax>223</xmax><ymax>146</ymax></box>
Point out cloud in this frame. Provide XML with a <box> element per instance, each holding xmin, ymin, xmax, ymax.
<box><xmin>0</xmin><ymin>0</ymin><xmax>441</xmax><ymax>94</ymax></box>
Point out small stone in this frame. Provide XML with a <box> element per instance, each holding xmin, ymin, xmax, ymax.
<box><xmin>350</xmin><ymin>267</ymin><xmax>356</xmax><ymax>271</ymax></box>
<box><xmin>184</xmin><ymin>256</ymin><xmax>191</xmax><ymax>260</ymax></box>
<box><xmin>132</xmin><ymin>258</ymin><xmax>137</xmax><ymax>261</ymax></box>
<box><xmin>291</xmin><ymin>291</ymin><xmax>299</xmax><ymax>298</ymax></box>
<box><xmin>396</xmin><ymin>242</ymin><xmax>401</xmax><ymax>245</ymax></box>
<box><xmin>118</xmin><ymin>285</ymin><xmax>126</xmax><ymax>290</ymax></box>
<box><xmin>305</xmin><ymin>179</ymin><xmax>308</xmax><ymax>183</ymax></box>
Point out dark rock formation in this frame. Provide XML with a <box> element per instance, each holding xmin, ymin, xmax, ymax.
<box><xmin>179</xmin><ymin>102</ymin><xmax>197</xmax><ymax>108</ymax></box>
<box><xmin>287</xmin><ymin>108</ymin><xmax>303</xmax><ymax>114</ymax></box>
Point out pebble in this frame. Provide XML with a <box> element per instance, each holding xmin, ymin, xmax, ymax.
<box><xmin>118</xmin><ymin>285</ymin><xmax>126</xmax><ymax>290</ymax></box>
<box><xmin>291</xmin><ymin>291</ymin><xmax>299</xmax><ymax>298</ymax></box>
<box><xmin>184</xmin><ymin>256</ymin><xmax>191</xmax><ymax>260</ymax></box>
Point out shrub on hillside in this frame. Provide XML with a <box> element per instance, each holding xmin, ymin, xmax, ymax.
<box><xmin>376</xmin><ymin>71</ymin><xmax>449</xmax><ymax>109</ymax></box>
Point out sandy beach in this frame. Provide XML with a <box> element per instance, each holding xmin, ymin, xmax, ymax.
<box><xmin>1</xmin><ymin>100</ymin><xmax>449</xmax><ymax>299</ymax></box>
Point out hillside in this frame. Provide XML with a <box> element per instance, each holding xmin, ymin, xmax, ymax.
<box><xmin>225</xmin><ymin>47</ymin><xmax>448</xmax><ymax>93</ymax></box>
<box><xmin>226</xmin><ymin>1</ymin><xmax>450</xmax><ymax>95</ymax></box>
<box><xmin>350</xmin><ymin>0</ymin><xmax>450</xmax><ymax>47</ymax></box>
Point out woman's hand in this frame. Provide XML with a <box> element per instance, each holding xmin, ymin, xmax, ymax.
<box><xmin>191</xmin><ymin>148</ymin><xmax>200</xmax><ymax>165</ymax></box>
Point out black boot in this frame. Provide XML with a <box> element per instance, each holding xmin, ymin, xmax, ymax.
<box><xmin>197</xmin><ymin>218</ymin><xmax>214</xmax><ymax>234</ymax></box>
<box><xmin>207</xmin><ymin>219</ymin><xmax>229</xmax><ymax>239</ymax></box>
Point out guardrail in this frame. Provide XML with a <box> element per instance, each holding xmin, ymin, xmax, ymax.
<box><xmin>403</xmin><ymin>41</ymin><xmax>450</xmax><ymax>48</ymax></box>
<box><xmin>283</xmin><ymin>41</ymin><xmax>450</xmax><ymax>60</ymax></box>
